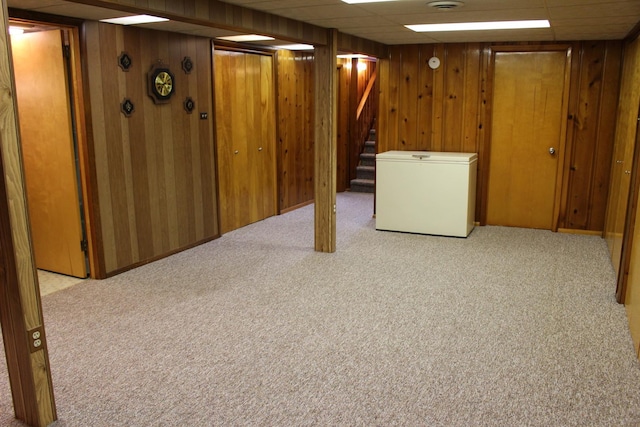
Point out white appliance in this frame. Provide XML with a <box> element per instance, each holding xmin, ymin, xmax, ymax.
<box><xmin>375</xmin><ymin>151</ymin><xmax>477</xmax><ymax>237</ymax></box>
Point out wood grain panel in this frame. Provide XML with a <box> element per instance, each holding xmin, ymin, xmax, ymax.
<box><xmin>379</xmin><ymin>41</ymin><xmax>622</xmax><ymax>232</ymax></box>
<box><xmin>83</xmin><ymin>22</ymin><xmax>218</xmax><ymax>276</ymax></box>
<box><xmin>442</xmin><ymin>44</ymin><xmax>465</xmax><ymax>152</ymax></box>
<box><xmin>591</xmin><ymin>41</ymin><xmax>622</xmax><ymax>230</ymax></box>
<box><xmin>314</xmin><ymin>29</ymin><xmax>337</xmax><ymax>253</ymax></box>
<box><xmin>605</xmin><ymin>36</ymin><xmax>640</xmax><ymax>279</ymax></box>
<box><xmin>337</xmin><ymin>60</ymin><xmax>350</xmax><ymax>192</ymax></box>
<box><xmin>377</xmin><ymin>57</ymin><xmax>390</xmax><ymax>153</ymax></box>
<box><xmin>416</xmin><ymin>45</ymin><xmax>434</xmax><ymax>150</ymax></box>
<box><xmin>276</xmin><ymin>49</ymin><xmax>314</xmax><ymax>211</ymax></box>
<box><xmin>431</xmin><ymin>44</ymin><xmax>445</xmax><ymax>152</ymax></box>
<box><xmin>397</xmin><ymin>45</ymin><xmax>420</xmax><ymax>151</ymax></box>
<box><xmin>564</xmin><ymin>41</ymin><xmax>621</xmax><ymax>230</ymax></box>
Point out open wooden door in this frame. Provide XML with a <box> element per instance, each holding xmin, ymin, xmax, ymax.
<box><xmin>11</xmin><ymin>29</ymin><xmax>87</xmax><ymax>278</ymax></box>
<box><xmin>486</xmin><ymin>47</ymin><xmax>571</xmax><ymax>230</ymax></box>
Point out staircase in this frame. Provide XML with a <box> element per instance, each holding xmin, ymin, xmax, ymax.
<box><xmin>349</xmin><ymin>129</ymin><xmax>376</xmax><ymax>193</ymax></box>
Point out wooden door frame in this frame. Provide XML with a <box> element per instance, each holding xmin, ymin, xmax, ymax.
<box><xmin>480</xmin><ymin>44</ymin><xmax>573</xmax><ymax>230</ymax></box>
<box><xmin>615</xmin><ymin>102</ymin><xmax>640</xmax><ymax>303</ymax></box>
<box><xmin>0</xmin><ymin>3</ymin><xmax>57</xmax><ymax>425</ymax></box>
<box><xmin>9</xmin><ymin>10</ymin><xmax>96</xmax><ymax>278</ymax></box>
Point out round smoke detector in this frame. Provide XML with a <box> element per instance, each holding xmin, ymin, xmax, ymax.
<box><xmin>427</xmin><ymin>1</ymin><xmax>465</xmax><ymax>10</ymax></box>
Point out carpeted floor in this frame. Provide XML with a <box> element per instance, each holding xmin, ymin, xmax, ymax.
<box><xmin>1</xmin><ymin>192</ymin><xmax>639</xmax><ymax>426</ymax></box>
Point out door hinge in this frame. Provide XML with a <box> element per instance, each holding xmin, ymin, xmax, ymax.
<box><xmin>80</xmin><ymin>239</ymin><xmax>88</xmax><ymax>252</ymax></box>
<box><xmin>63</xmin><ymin>44</ymin><xmax>71</xmax><ymax>59</ymax></box>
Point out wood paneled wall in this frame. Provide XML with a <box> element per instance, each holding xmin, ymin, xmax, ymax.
<box><xmin>614</xmin><ymin>33</ymin><xmax>640</xmax><ymax>354</ymax></box>
<box><xmin>276</xmin><ymin>49</ymin><xmax>315</xmax><ymax>212</ymax></box>
<box><xmin>378</xmin><ymin>41</ymin><xmax>622</xmax><ymax>231</ymax></box>
<box><xmin>83</xmin><ymin>22</ymin><xmax>218</xmax><ymax>277</ymax></box>
<box><xmin>337</xmin><ymin>59</ymin><xmax>351</xmax><ymax>192</ymax></box>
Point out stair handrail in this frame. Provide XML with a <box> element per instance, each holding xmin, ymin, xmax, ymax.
<box><xmin>356</xmin><ymin>68</ymin><xmax>377</xmax><ymax>120</ymax></box>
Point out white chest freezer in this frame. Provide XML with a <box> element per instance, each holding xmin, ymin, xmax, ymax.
<box><xmin>375</xmin><ymin>151</ymin><xmax>477</xmax><ymax>237</ymax></box>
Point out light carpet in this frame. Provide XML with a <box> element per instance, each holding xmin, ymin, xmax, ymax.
<box><xmin>1</xmin><ymin>192</ymin><xmax>639</xmax><ymax>426</ymax></box>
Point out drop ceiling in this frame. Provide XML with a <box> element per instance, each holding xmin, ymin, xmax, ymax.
<box><xmin>7</xmin><ymin>0</ymin><xmax>640</xmax><ymax>46</ymax></box>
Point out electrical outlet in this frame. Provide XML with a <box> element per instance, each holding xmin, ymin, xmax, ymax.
<box><xmin>27</xmin><ymin>326</ymin><xmax>44</xmax><ymax>353</ymax></box>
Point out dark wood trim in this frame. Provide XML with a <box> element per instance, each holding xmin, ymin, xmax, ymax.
<box><xmin>8</xmin><ymin>7</ymin><xmax>84</xmax><ymax>26</ymax></box>
<box><xmin>213</xmin><ymin>41</ymin><xmax>277</xmax><ymax>57</ymax></box>
<box><xmin>616</xmin><ymin>102</ymin><xmax>640</xmax><ymax>303</ymax></box>
<box><xmin>625</xmin><ymin>20</ymin><xmax>640</xmax><ymax>43</ymax></box>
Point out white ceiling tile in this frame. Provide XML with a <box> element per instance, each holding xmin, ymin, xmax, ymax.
<box><xmin>7</xmin><ymin>0</ymin><xmax>640</xmax><ymax>46</ymax></box>
<box><xmin>548</xmin><ymin>1</ymin><xmax>640</xmax><ymax>19</ymax></box>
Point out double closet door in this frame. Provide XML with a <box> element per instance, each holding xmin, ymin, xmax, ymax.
<box><xmin>214</xmin><ymin>48</ymin><xmax>277</xmax><ymax>234</ymax></box>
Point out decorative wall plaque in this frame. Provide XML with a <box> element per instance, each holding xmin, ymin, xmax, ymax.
<box><xmin>118</xmin><ymin>52</ymin><xmax>132</xmax><ymax>71</ymax></box>
<box><xmin>121</xmin><ymin>98</ymin><xmax>135</xmax><ymax>117</ymax></box>
<box><xmin>182</xmin><ymin>56</ymin><xmax>193</xmax><ymax>74</ymax></box>
<box><xmin>184</xmin><ymin>97</ymin><xmax>195</xmax><ymax>114</ymax></box>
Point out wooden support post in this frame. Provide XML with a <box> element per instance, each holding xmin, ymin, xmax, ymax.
<box><xmin>0</xmin><ymin>1</ymin><xmax>57</xmax><ymax>425</ymax></box>
<box><xmin>314</xmin><ymin>29</ymin><xmax>338</xmax><ymax>253</ymax></box>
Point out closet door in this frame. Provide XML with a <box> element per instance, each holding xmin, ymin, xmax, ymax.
<box><xmin>486</xmin><ymin>48</ymin><xmax>571</xmax><ymax>230</ymax></box>
<box><xmin>12</xmin><ymin>29</ymin><xmax>87</xmax><ymax>278</ymax></box>
<box><xmin>214</xmin><ymin>48</ymin><xmax>277</xmax><ymax>233</ymax></box>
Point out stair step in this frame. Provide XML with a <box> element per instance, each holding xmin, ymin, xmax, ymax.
<box><xmin>360</xmin><ymin>152</ymin><xmax>376</xmax><ymax>167</ymax></box>
<box><xmin>369</xmin><ymin>129</ymin><xmax>376</xmax><ymax>141</ymax></box>
<box><xmin>350</xmin><ymin>178</ymin><xmax>375</xmax><ymax>193</ymax></box>
<box><xmin>356</xmin><ymin>165</ymin><xmax>375</xmax><ymax>180</ymax></box>
<box><xmin>363</xmin><ymin>140</ymin><xmax>376</xmax><ymax>154</ymax></box>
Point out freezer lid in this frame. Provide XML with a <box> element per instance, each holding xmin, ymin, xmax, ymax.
<box><xmin>376</xmin><ymin>150</ymin><xmax>477</xmax><ymax>163</ymax></box>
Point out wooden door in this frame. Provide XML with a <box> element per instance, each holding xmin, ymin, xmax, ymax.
<box><xmin>11</xmin><ymin>30</ymin><xmax>87</xmax><ymax>278</ymax></box>
<box><xmin>214</xmin><ymin>49</ymin><xmax>277</xmax><ymax>233</ymax></box>
<box><xmin>486</xmin><ymin>49</ymin><xmax>571</xmax><ymax>230</ymax></box>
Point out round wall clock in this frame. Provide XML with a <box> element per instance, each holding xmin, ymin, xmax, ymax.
<box><xmin>148</xmin><ymin>63</ymin><xmax>175</xmax><ymax>104</ymax></box>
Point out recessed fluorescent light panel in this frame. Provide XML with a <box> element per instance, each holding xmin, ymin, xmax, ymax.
<box><xmin>9</xmin><ymin>27</ymin><xmax>25</xmax><ymax>35</ymax></box>
<box><xmin>100</xmin><ymin>14</ymin><xmax>169</xmax><ymax>25</ymax></box>
<box><xmin>342</xmin><ymin>0</ymin><xmax>395</xmax><ymax>3</ymax></box>
<box><xmin>217</xmin><ymin>34</ymin><xmax>275</xmax><ymax>42</ymax></box>
<box><xmin>337</xmin><ymin>54</ymin><xmax>369</xmax><ymax>59</ymax></box>
<box><xmin>406</xmin><ymin>20</ymin><xmax>550</xmax><ymax>32</ymax></box>
<box><xmin>275</xmin><ymin>44</ymin><xmax>314</xmax><ymax>51</ymax></box>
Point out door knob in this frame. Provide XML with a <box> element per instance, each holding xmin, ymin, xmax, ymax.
<box><xmin>549</xmin><ymin>147</ymin><xmax>556</xmax><ymax>155</ymax></box>
<box><xmin>234</xmin><ymin>150</ymin><xmax>239</xmax><ymax>154</ymax></box>
<box><xmin>258</xmin><ymin>147</ymin><xmax>263</xmax><ymax>151</ymax></box>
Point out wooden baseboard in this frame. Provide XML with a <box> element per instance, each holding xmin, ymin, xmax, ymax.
<box><xmin>557</xmin><ymin>228</ymin><xmax>603</xmax><ymax>236</ymax></box>
<box><xmin>280</xmin><ymin>199</ymin><xmax>313</xmax><ymax>214</ymax></box>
